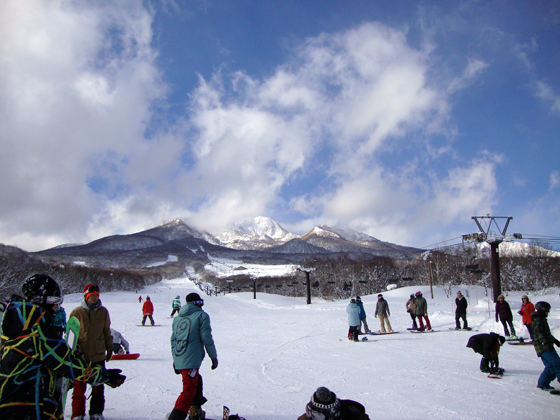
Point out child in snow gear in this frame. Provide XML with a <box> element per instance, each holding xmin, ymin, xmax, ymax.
<box><xmin>297</xmin><ymin>386</ymin><xmax>370</xmax><ymax>420</ymax></box>
<box><xmin>168</xmin><ymin>293</ymin><xmax>218</xmax><ymax>420</ymax></box>
<box><xmin>466</xmin><ymin>332</ymin><xmax>506</xmax><ymax>373</ymax></box>
<box><xmin>531</xmin><ymin>301</ymin><xmax>560</xmax><ymax>390</ymax></box>
<box><xmin>406</xmin><ymin>294</ymin><xmax>418</xmax><ymax>329</ymax></box>
<box><xmin>355</xmin><ymin>296</ymin><xmax>369</xmax><ymax>334</ymax></box>
<box><xmin>374</xmin><ymin>294</ymin><xmax>392</xmax><ymax>333</ymax></box>
<box><xmin>495</xmin><ymin>295</ymin><xmax>516</xmax><ymax>338</ymax></box>
<box><xmin>455</xmin><ymin>291</ymin><xmax>468</xmax><ymax>330</ymax></box>
<box><xmin>171</xmin><ymin>295</ymin><xmax>182</xmax><ymax>318</ymax></box>
<box><xmin>111</xmin><ymin>328</ymin><xmax>130</xmax><ymax>354</ymax></box>
<box><xmin>0</xmin><ymin>274</ymin><xmax>125</xmax><ymax>420</ymax></box>
<box><xmin>346</xmin><ymin>299</ymin><xmax>361</xmax><ymax>342</ymax></box>
<box><xmin>142</xmin><ymin>296</ymin><xmax>155</xmax><ymax>326</ymax></box>
<box><xmin>414</xmin><ymin>292</ymin><xmax>431</xmax><ymax>331</ymax></box>
<box><xmin>70</xmin><ymin>284</ymin><xmax>115</xmax><ymax>420</ymax></box>
<box><xmin>518</xmin><ymin>295</ymin><xmax>535</xmax><ymax>340</ymax></box>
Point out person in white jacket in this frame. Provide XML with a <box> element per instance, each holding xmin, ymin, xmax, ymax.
<box><xmin>110</xmin><ymin>329</ymin><xmax>130</xmax><ymax>354</ymax></box>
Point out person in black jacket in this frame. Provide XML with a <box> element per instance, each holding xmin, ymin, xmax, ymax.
<box><xmin>297</xmin><ymin>387</ymin><xmax>370</xmax><ymax>420</ymax></box>
<box><xmin>455</xmin><ymin>291</ymin><xmax>469</xmax><ymax>330</ymax></box>
<box><xmin>466</xmin><ymin>332</ymin><xmax>506</xmax><ymax>373</ymax></box>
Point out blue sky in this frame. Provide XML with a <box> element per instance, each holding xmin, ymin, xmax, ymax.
<box><xmin>1</xmin><ymin>0</ymin><xmax>559</xmax><ymax>252</ymax></box>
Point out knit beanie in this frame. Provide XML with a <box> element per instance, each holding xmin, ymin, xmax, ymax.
<box><xmin>83</xmin><ymin>284</ymin><xmax>99</xmax><ymax>301</ymax></box>
<box><xmin>306</xmin><ymin>387</ymin><xmax>341</xmax><ymax>420</ymax></box>
<box><xmin>186</xmin><ymin>292</ymin><xmax>204</xmax><ymax>306</ymax></box>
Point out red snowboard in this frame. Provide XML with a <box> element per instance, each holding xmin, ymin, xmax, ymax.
<box><xmin>110</xmin><ymin>353</ymin><xmax>140</xmax><ymax>360</ymax></box>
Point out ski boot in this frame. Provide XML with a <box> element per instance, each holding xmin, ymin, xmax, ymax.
<box><xmin>188</xmin><ymin>406</ymin><xmax>206</xmax><ymax>420</ymax></box>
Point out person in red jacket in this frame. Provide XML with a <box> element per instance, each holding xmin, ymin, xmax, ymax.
<box><xmin>518</xmin><ymin>295</ymin><xmax>535</xmax><ymax>340</ymax></box>
<box><xmin>142</xmin><ymin>296</ymin><xmax>155</xmax><ymax>326</ymax></box>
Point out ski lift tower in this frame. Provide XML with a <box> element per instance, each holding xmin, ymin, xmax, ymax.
<box><xmin>463</xmin><ymin>216</ymin><xmax>522</xmax><ymax>302</ymax></box>
<box><xmin>297</xmin><ymin>267</ymin><xmax>316</xmax><ymax>304</ymax></box>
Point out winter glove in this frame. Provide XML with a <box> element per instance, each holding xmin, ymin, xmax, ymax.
<box><xmin>106</xmin><ymin>350</ymin><xmax>113</xmax><ymax>362</ymax></box>
<box><xmin>211</xmin><ymin>358</ymin><xmax>219</xmax><ymax>370</ymax></box>
<box><xmin>173</xmin><ymin>363</ymin><xmax>180</xmax><ymax>375</ymax></box>
<box><xmin>106</xmin><ymin>369</ymin><xmax>126</xmax><ymax>388</ymax></box>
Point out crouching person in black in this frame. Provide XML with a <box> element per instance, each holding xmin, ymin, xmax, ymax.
<box><xmin>466</xmin><ymin>332</ymin><xmax>506</xmax><ymax>373</ymax></box>
<box><xmin>298</xmin><ymin>387</ymin><xmax>370</xmax><ymax>420</ymax></box>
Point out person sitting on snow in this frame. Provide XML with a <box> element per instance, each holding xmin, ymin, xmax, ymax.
<box><xmin>297</xmin><ymin>386</ymin><xmax>370</xmax><ymax>420</ymax></box>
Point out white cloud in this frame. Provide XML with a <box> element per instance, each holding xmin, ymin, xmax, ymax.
<box><xmin>550</xmin><ymin>170</ymin><xmax>560</xmax><ymax>192</ymax></box>
<box><xmin>535</xmin><ymin>81</ymin><xmax>560</xmax><ymax>114</ymax></box>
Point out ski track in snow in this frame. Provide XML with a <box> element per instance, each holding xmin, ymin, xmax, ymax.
<box><xmin>60</xmin><ymin>278</ymin><xmax>560</xmax><ymax>419</ymax></box>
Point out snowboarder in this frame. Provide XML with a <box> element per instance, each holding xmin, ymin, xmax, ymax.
<box><xmin>355</xmin><ymin>296</ymin><xmax>370</xmax><ymax>334</ymax></box>
<box><xmin>138</xmin><ymin>296</ymin><xmax>143</xmax><ymax>303</ymax></box>
<box><xmin>171</xmin><ymin>295</ymin><xmax>182</xmax><ymax>318</ymax></box>
<box><xmin>0</xmin><ymin>274</ymin><xmax>125</xmax><ymax>420</ymax></box>
<box><xmin>297</xmin><ymin>386</ymin><xmax>370</xmax><ymax>420</ymax></box>
<box><xmin>406</xmin><ymin>294</ymin><xmax>418</xmax><ymax>330</ymax></box>
<box><xmin>346</xmin><ymin>298</ymin><xmax>361</xmax><ymax>342</ymax></box>
<box><xmin>531</xmin><ymin>301</ymin><xmax>560</xmax><ymax>391</ymax></box>
<box><xmin>374</xmin><ymin>294</ymin><xmax>392</xmax><ymax>333</ymax></box>
<box><xmin>518</xmin><ymin>295</ymin><xmax>535</xmax><ymax>340</ymax></box>
<box><xmin>466</xmin><ymin>332</ymin><xmax>506</xmax><ymax>373</ymax></box>
<box><xmin>414</xmin><ymin>291</ymin><xmax>432</xmax><ymax>331</ymax></box>
<box><xmin>142</xmin><ymin>296</ymin><xmax>155</xmax><ymax>326</ymax></box>
<box><xmin>167</xmin><ymin>293</ymin><xmax>218</xmax><ymax>420</ymax></box>
<box><xmin>70</xmin><ymin>284</ymin><xmax>115</xmax><ymax>420</ymax></box>
<box><xmin>495</xmin><ymin>295</ymin><xmax>516</xmax><ymax>338</ymax></box>
<box><xmin>111</xmin><ymin>328</ymin><xmax>130</xmax><ymax>354</ymax></box>
<box><xmin>455</xmin><ymin>291</ymin><xmax>469</xmax><ymax>330</ymax></box>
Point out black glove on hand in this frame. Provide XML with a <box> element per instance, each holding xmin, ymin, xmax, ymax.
<box><xmin>173</xmin><ymin>363</ymin><xmax>180</xmax><ymax>375</ymax></box>
<box><xmin>211</xmin><ymin>358</ymin><xmax>219</xmax><ymax>370</ymax></box>
<box><xmin>106</xmin><ymin>369</ymin><xmax>126</xmax><ymax>388</ymax></box>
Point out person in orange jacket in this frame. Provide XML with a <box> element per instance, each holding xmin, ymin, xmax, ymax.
<box><xmin>142</xmin><ymin>296</ymin><xmax>155</xmax><ymax>326</ymax></box>
<box><xmin>518</xmin><ymin>295</ymin><xmax>536</xmax><ymax>340</ymax></box>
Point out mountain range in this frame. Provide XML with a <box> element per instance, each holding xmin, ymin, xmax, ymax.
<box><xmin>32</xmin><ymin>217</ymin><xmax>422</xmax><ymax>269</ymax></box>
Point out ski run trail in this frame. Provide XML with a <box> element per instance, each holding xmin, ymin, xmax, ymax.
<box><xmin>60</xmin><ymin>278</ymin><xmax>560</xmax><ymax>419</ymax></box>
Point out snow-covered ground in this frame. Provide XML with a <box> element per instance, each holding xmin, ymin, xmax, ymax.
<box><xmin>61</xmin><ymin>279</ymin><xmax>560</xmax><ymax>419</ymax></box>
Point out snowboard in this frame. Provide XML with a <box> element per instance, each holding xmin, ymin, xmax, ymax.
<box><xmin>550</xmin><ymin>390</ymin><xmax>560</xmax><ymax>395</ymax></box>
<box><xmin>110</xmin><ymin>353</ymin><xmax>140</xmax><ymax>360</ymax></box>
<box><xmin>508</xmin><ymin>340</ymin><xmax>533</xmax><ymax>346</ymax></box>
<box><xmin>406</xmin><ymin>327</ymin><xmax>419</xmax><ymax>330</ymax></box>
<box><xmin>61</xmin><ymin>316</ymin><xmax>80</xmax><ymax>414</ymax></box>
<box><xmin>449</xmin><ymin>327</ymin><xmax>475</xmax><ymax>331</ymax></box>
<box><xmin>369</xmin><ymin>331</ymin><xmax>399</xmax><ymax>335</ymax></box>
<box><xmin>136</xmin><ymin>324</ymin><xmax>162</xmax><ymax>327</ymax></box>
<box><xmin>339</xmin><ymin>337</ymin><xmax>375</xmax><ymax>342</ymax></box>
<box><xmin>410</xmin><ymin>329</ymin><xmax>437</xmax><ymax>333</ymax></box>
<box><xmin>487</xmin><ymin>368</ymin><xmax>504</xmax><ymax>379</ymax></box>
<box><xmin>505</xmin><ymin>337</ymin><xmax>522</xmax><ymax>342</ymax></box>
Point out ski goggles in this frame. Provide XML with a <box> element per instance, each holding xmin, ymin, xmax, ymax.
<box><xmin>30</xmin><ymin>295</ymin><xmax>64</xmax><ymax>305</ymax></box>
<box><xmin>84</xmin><ymin>284</ymin><xmax>100</xmax><ymax>294</ymax></box>
<box><xmin>305</xmin><ymin>406</ymin><xmax>328</xmax><ymax>420</ymax></box>
<box><xmin>187</xmin><ymin>299</ymin><xmax>204</xmax><ymax>306</ymax></box>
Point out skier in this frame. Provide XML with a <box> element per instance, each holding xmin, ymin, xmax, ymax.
<box><xmin>414</xmin><ymin>291</ymin><xmax>432</xmax><ymax>331</ymax></box>
<box><xmin>171</xmin><ymin>295</ymin><xmax>182</xmax><ymax>318</ymax></box>
<box><xmin>355</xmin><ymin>296</ymin><xmax>370</xmax><ymax>334</ymax></box>
<box><xmin>142</xmin><ymin>296</ymin><xmax>155</xmax><ymax>326</ymax></box>
<box><xmin>346</xmin><ymin>298</ymin><xmax>361</xmax><ymax>342</ymax></box>
<box><xmin>167</xmin><ymin>293</ymin><xmax>218</xmax><ymax>420</ymax></box>
<box><xmin>374</xmin><ymin>294</ymin><xmax>392</xmax><ymax>333</ymax></box>
<box><xmin>70</xmin><ymin>284</ymin><xmax>115</xmax><ymax>420</ymax></box>
<box><xmin>0</xmin><ymin>274</ymin><xmax>125</xmax><ymax>420</ymax></box>
<box><xmin>297</xmin><ymin>386</ymin><xmax>370</xmax><ymax>420</ymax></box>
<box><xmin>518</xmin><ymin>295</ymin><xmax>535</xmax><ymax>340</ymax></box>
<box><xmin>455</xmin><ymin>291</ymin><xmax>469</xmax><ymax>330</ymax></box>
<box><xmin>466</xmin><ymin>332</ymin><xmax>506</xmax><ymax>374</ymax></box>
<box><xmin>531</xmin><ymin>301</ymin><xmax>560</xmax><ymax>391</ymax></box>
<box><xmin>111</xmin><ymin>328</ymin><xmax>130</xmax><ymax>354</ymax></box>
<box><xmin>495</xmin><ymin>295</ymin><xmax>517</xmax><ymax>338</ymax></box>
<box><xmin>406</xmin><ymin>294</ymin><xmax>418</xmax><ymax>330</ymax></box>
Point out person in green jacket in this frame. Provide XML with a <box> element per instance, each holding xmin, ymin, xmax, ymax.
<box><xmin>167</xmin><ymin>293</ymin><xmax>218</xmax><ymax>420</ymax></box>
<box><xmin>531</xmin><ymin>301</ymin><xmax>560</xmax><ymax>391</ymax></box>
<box><xmin>170</xmin><ymin>295</ymin><xmax>182</xmax><ymax>318</ymax></box>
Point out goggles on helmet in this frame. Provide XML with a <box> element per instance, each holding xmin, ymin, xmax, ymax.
<box><xmin>85</xmin><ymin>284</ymin><xmax>100</xmax><ymax>294</ymax></box>
<box><xmin>306</xmin><ymin>405</ymin><xmax>327</xmax><ymax>420</ymax></box>
<box><xmin>187</xmin><ymin>299</ymin><xmax>204</xmax><ymax>306</ymax></box>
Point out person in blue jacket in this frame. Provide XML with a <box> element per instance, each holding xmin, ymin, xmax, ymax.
<box><xmin>346</xmin><ymin>298</ymin><xmax>361</xmax><ymax>342</ymax></box>
<box><xmin>355</xmin><ymin>296</ymin><xmax>370</xmax><ymax>334</ymax></box>
<box><xmin>167</xmin><ymin>293</ymin><xmax>218</xmax><ymax>420</ymax></box>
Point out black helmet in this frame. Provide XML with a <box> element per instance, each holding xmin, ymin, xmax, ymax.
<box><xmin>21</xmin><ymin>274</ymin><xmax>63</xmax><ymax>305</ymax></box>
<box><xmin>535</xmin><ymin>301</ymin><xmax>551</xmax><ymax>313</ymax></box>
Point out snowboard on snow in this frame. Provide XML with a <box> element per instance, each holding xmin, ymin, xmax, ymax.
<box><xmin>487</xmin><ymin>368</ymin><xmax>504</xmax><ymax>379</ymax></box>
<box><xmin>508</xmin><ymin>340</ymin><xmax>533</xmax><ymax>346</ymax></box>
<box><xmin>449</xmin><ymin>327</ymin><xmax>475</xmax><ymax>331</ymax></box>
<box><xmin>110</xmin><ymin>352</ymin><xmax>140</xmax><ymax>360</ymax></box>
<box><xmin>369</xmin><ymin>331</ymin><xmax>399</xmax><ymax>335</ymax></box>
<box><xmin>550</xmin><ymin>390</ymin><xmax>560</xmax><ymax>395</ymax></box>
<box><xmin>61</xmin><ymin>316</ymin><xmax>80</xmax><ymax>414</ymax></box>
<box><xmin>136</xmin><ymin>324</ymin><xmax>162</xmax><ymax>327</ymax></box>
<box><xmin>410</xmin><ymin>329</ymin><xmax>437</xmax><ymax>333</ymax></box>
<box><xmin>339</xmin><ymin>337</ymin><xmax>374</xmax><ymax>342</ymax></box>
